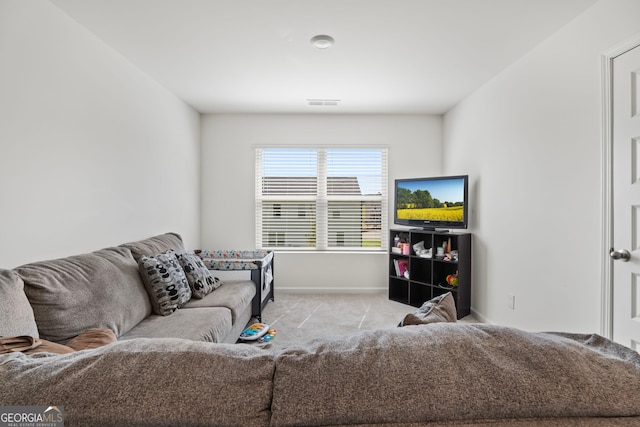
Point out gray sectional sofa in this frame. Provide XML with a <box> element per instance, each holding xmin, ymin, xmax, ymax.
<box><xmin>2</xmin><ymin>324</ymin><xmax>640</xmax><ymax>426</ymax></box>
<box><xmin>2</xmin><ymin>233</ymin><xmax>640</xmax><ymax>426</ymax></box>
<box><xmin>1</xmin><ymin>232</ymin><xmax>255</xmax><ymax>346</ymax></box>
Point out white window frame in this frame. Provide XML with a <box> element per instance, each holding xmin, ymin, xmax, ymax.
<box><xmin>255</xmin><ymin>147</ymin><xmax>388</xmax><ymax>252</ymax></box>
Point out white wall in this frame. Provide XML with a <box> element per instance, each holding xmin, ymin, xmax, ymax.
<box><xmin>0</xmin><ymin>0</ymin><xmax>201</xmax><ymax>268</ymax></box>
<box><xmin>201</xmin><ymin>114</ymin><xmax>442</xmax><ymax>291</ymax></box>
<box><xmin>443</xmin><ymin>0</ymin><xmax>640</xmax><ymax>332</ymax></box>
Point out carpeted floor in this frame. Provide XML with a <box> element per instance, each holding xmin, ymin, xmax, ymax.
<box><xmin>242</xmin><ymin>291</ymin><xmax>478</xmax><ymax>350</ymax></box>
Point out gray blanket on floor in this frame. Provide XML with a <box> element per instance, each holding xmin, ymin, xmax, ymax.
<box><xmin>1</xmin><ymin>323</ymin><xmax>639</xmax><ymax>426</ymax></box>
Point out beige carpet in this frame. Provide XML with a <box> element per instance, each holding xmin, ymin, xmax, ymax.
<box><xmin>242</xmin><ymin>291</ymin><xmax>478</xmax><ymax>350</ymax></box>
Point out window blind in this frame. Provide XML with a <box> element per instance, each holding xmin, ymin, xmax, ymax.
<box><xmin>255</xmin><ymin>148</ymin><xmax>388</xmax><ymax>251</ymax></box>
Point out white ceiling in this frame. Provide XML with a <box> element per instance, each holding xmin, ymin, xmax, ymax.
<box><xmin>50</xmin><ymin>0</ymin><xmax>598</xmax><ymax>114</ymax></box>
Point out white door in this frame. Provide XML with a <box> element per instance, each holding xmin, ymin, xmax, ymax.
<box><xmin>612</xmin><ymin>44</ymin><xmax>640</xmax><ymax>350</ymax></box>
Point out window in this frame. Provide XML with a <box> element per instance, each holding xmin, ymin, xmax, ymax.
<box><xmin>255</xmin><ymin>148</ymin><xmax>388</xmax><ymax>251</ymax></box>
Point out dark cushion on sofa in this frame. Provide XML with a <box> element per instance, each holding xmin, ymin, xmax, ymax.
<box><xmin>16</xmin><ymin>247</ymin><xmax>152</xmax><ymax>343</ymax></box>
<box><xmin>0</xmin><ymin>269</ymin><xmax>39</xmax><ymax>339</ymax></box>
<box><xmin>120</xmin><ymin>232</ymin><xmax>185</xmax><ymax>262</ymax></box>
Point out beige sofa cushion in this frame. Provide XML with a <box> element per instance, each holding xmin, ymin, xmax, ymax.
<box><xmin>16</xmin><ymin>247</ymin><xmax>152</xmax><ymax>343</ymax></box>
<box><xmin>0</xmin><ymin>338</ymin><xmax>275</xmax><ymax>427</ymax></box>
<box><xmin>119</xmin><ymin>307</ymin><xmax>233</xmax><ymax>343</ymax></box>
<box><xmin>0</xmin><ymin>269</ymin><xmax>39</xmax><ymax>339</ymax></box>
<box><xmin>271</xmin><ymin>323</ymin><xmax>640</xmax><ymax>426</ymax></box>
<box><xmin>183</xmin><ymin>280</ymin><xmax>255</xmax><ymax>323</ymax></box>
<box><xmin>120</xmin><ymin>232</ymin><xmax>185</xmax><ymax>262</ymax></box>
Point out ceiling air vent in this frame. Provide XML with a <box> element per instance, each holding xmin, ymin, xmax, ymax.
<box><xmin>307</xmin><ymin>99</ymin><xmax>340</xmax><ymax>107</ymax></box>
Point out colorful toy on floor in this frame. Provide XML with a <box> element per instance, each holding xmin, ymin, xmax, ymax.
<box><xmin>258</xmin><ymin>328</ymin><xmax>277</xmax><ymax>343</ymax></box>
<box><xmin>239</xmin><ymin>323</ymin><xmax>270</xmax><ymax>341</ymax></box>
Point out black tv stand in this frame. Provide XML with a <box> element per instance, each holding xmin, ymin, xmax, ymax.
<box><xmin>389</xmin><ymin>228</ymin><xmax>471</xmax><ymax>319</ymax></box>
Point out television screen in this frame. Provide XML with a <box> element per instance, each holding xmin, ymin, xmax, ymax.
<box><xmin>394</xmin><ymin>175</ymin><xmax>468</xmax><ymax>229</ymax></box>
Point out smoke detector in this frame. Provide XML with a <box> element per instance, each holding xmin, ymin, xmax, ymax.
<box><xmin>310</xmin><ymin>35</ymin><xmax>334</xmax><ymax>49</ymax></box>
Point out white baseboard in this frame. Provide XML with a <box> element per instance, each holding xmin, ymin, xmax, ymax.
<box><xmin>470</xmin><ymin>307</ymin><xmax>492</xmax><ymax>324</ymax></box>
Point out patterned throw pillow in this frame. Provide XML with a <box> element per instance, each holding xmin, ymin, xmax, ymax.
<box><xmin>138</xmin><ymin>253</ymin><xmax>192</xmax><ymax>316</ymax></box>
<box><xmin>175</xmin><ymin>251</ymin><xmax>223</xmax><ymax>298</ymax></box>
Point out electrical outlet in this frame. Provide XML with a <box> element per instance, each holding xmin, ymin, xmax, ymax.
<box><xmin>507</xmin><ymin>294</ymin><xmax>516</xmax><ymax>310</ymax></box>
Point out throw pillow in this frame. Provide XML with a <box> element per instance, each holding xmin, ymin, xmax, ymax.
<box><xmin>17</xmin><ymin>247</ymin><xmax>151</xmax><ymax>343</ymax></box>
<box><xmin>0</xmin><ymin>269</ymin><xmax>39</xmax><ymax>339</ymax></box>
<box><xmin>400</xmin><ymin>292</ymin><xmax>457</xmax><ymax>326</ymax></box>
<box><xmin>138</xmin><ymin>253</ymin><xmax>192</xmax><ymax>316</ymax></box>
<box><xmin>175</xmin><ymin>251</ymin><xmax>223</xmax><ymax>298</ymax></box>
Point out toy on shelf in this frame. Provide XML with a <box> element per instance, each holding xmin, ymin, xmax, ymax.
<box><xmin>413</xmin><ymin>241</ymin><xmax>432</xmax><ymax>258</ymax></box>
<box><xmin>445</xmin><ymin>272</ymin><xmax>459</xmax><ymax>287</ymax></box>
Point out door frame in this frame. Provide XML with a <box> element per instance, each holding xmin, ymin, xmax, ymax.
<box><xmin>601</xmin><ymin>33</ymin><xmax>640</xmax><ymax>340</ymax></box>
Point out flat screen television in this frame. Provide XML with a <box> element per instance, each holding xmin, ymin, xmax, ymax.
<box><xmin>394</xmin><ymin>175</ymin><xmax>468</xmax><ymax>230</ymax></box>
